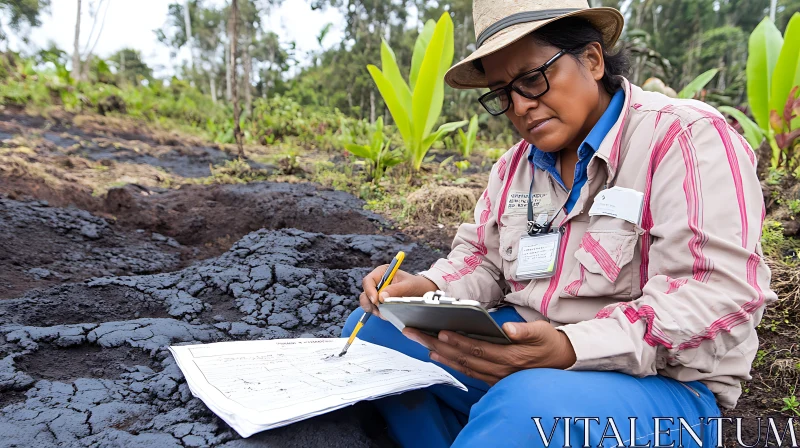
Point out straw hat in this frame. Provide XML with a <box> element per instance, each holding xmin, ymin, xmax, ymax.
<box><xmin>445</xmin><ymin>0</ymin><xmax>624</xmax><ymax>89</ymax></box>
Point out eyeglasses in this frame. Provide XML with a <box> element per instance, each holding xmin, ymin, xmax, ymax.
<box><xmin>478</xmin><ymin>49</ymin><xmax>567</xmax><ymax>116</ymax></box>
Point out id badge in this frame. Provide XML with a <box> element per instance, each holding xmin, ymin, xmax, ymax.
<box><xmin>515</xmin><ymin>231</ymin><xmax>562</xmax><ymax>280</ymax></box>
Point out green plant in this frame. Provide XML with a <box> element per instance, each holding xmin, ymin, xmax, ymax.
<box><xmin>457</xmin><ymin>114</ymin><xmax>479</xmax><ymax>157</ymax></box>
<box><xmin>344</xmin><ymin>117</ymin><xmax>404</xmax><ymax>182</ymax></box>
<box><xmin>366</xmin><ymin>13</ymin><xmax>468</xmax><ymax>171</ymax></box>
<box><xmin>788</xmin><ymin>199</ymin><xmax>800</xmax><ymax>216</ymax></box>
<box><xmin>770</xmin><ymin>86</ymin><xmax>800</xmax><ymax>172</ymax></box>
<box><xmin>762</xmin><ymin>220</ymin><xmax>787</xmax><ymax>258</ymax></box>
<box><xmin>725</xmin><ymin>14</ymin><xmax>800</xmax><ymax>170</ymax></box>
<box><xmin>782</xmin><ymin>394</ymin><xmax>800</xmax><ymax>416</ymax></box>
<box><xmin>485</xmin><ymin>147</ymin><xmax>506</xmax><ymax>161</ymax></box>
<box><xmin>276</xmin><ymin>148</ymin><xmax>303</xmax><ymax>176</ymax></box>
<box><xmin>719</xmin><ymin>106</ymin><xmax>766</xmax><ymax>149</ymax></box>
<box><xmin>678</xmin><ymin>68</ymin><xmax>720</xmax><ymax>99</ymax></box>
<box><xmin>454</xmin><ymin>159</ymin><xmax>471</xmax><ymax>174</ymax></box>
<box><xmin>754</xmin><ymin>349</ymin><xmax>768</xmax><ymax>367</ymax></box>
<box><xmin>205</xmin><ymin>159</ymin><xmax>273</xmax><ymax>184</ymax></box>
<box><xmin>642</xmin><ymin>69</ymin><xmax>719</xmax><ymax>100</ymax></box>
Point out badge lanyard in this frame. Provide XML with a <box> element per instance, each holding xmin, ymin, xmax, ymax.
<box><xmin>516</xmin><ymin>175</ymin><xmax>569</xmax><ymax>280</ymax></box>
<box><xmin>525</xmin><ymin>176</ymin><xmax>567</xmax><ymax>236</ymax></box>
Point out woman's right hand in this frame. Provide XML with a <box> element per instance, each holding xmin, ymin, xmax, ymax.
<box><xmin>360</xmin><ymin>267</ymin><xmax>439</xmax><ymax>319</ymax></box>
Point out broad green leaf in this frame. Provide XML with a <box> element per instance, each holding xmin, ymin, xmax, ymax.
<box><xmin>770</xmin><ymin>13</ymin><xmax>800</xmax><ymax>130</ymax></box>
<box><xmin>413</xmin><ymin>12</ymin><xmax>454</xmax><ymax>150</ymax></box>
<box><xmin>458</xmin><ymin>128</ymin><xmax>467</xmax><ymax>153</ymax></box>
<box><xmin>719</xmin><ymin>106</ymin><xmax>766</xmax><ymax>150</ymax></box>
<box><xmin>747</xmin><ymin>18</ymin><xmax>784</xmax><ymax>132</ymax></box>
<box><xmin>422</xmin><ymin>120</ymin><xmax>469</xmax><ymax>151</ymax></box>
<box><xmin>410</xmin><ymin>20</ymin><xmax>436</xmax><ymax>91</ymax></box>
<box><xmin>411</xmin><ymin>15</ymin><xmax>449</xmax><ymax>164</ymax></box>
<box><xmin>678</xmin><ymin>68</ymin><xmax>719</xmax><ymax>99</ymax></box>
<box><xmin>367</xmin><ymin>65</ymin><xmax>411</xmax><ymax>146</ymax></box>
<box><xmin>344</xmin><ymin>143</ymin><xmax>374</xmax><ymax>160</ymax></box>
<box><xmin>380</xmin><ymin>40</ymin><xmax>412</xmax><ymax>121</ymax></box>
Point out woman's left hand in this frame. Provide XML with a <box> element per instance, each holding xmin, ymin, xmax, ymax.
<box><xmin>403</xmin><ymin>321</ymin><xmax>578</xmax><ymax>385</ymax></box>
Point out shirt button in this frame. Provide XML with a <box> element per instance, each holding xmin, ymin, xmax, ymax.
<box><xmin>506</xmin><ymin>247</ymin><xmax>513</xmax><ymax>255</ymax></box>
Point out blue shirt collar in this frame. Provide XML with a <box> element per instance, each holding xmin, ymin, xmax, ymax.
<box><xmin>527</xmin><ymin>89</ymin><xmax>625</xmax><ymax>170</ymax></box>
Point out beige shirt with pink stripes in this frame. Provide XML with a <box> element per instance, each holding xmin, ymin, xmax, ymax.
<box><xmin>419</xmin><ymin>78</ymin><xmax>776</xmax><ymax>409</ymax></box>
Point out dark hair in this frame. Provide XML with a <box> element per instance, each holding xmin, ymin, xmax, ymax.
<box><xmin>472</xmin><ymin>17</ymin><xmax>630</xmax><ymax>95</ymax></box>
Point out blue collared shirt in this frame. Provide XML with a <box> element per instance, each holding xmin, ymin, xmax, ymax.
<box><xmin>527</xmin><ymin>89</ymin><xmax>625</xmax><ymax>213</ymax></box>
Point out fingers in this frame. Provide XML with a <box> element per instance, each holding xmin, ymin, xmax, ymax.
<box><xmin>361</xmin><ymin>267</ymin><xmax>384</xmax><ymax>306</ymax></box>
<box><xmin>502</xmin><ymin>321</ymin><xmax>547</xmax><ymax>343</ymax></box>
<box><xmin>358</xmin><ymin>292</ymin><xmax>383</xmax><ymax>319</ymax></box>
<box><xmin>403</xmin><ymin>328</ymin><xmax>514</xmax><ymax>380</ymax></box>
<box><xmin>429</xmin><ymin>351</ymin><xmax>501</xmax><ymax>386</ymax></box>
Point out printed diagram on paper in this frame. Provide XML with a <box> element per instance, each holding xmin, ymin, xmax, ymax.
<box><xmin>172</xmin><ymin>338</ymin><xmax>465</xmax><ymax>423</ymax></box>
<box><xmin>191</xmin><ymin>343</ymin><xmax>419</xmax><ymax>411</ymax></box>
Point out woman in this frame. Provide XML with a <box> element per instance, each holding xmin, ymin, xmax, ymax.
<box><xmin>342</xmin><ymin>1</ymin><xmax>776</xmax><ymax>446</ymax></box>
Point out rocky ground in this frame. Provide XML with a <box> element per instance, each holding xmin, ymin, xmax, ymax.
<box><xmin>0</xmin><ymin>111</ymin><xmax>443</xmax><ymax>447</ymax></box>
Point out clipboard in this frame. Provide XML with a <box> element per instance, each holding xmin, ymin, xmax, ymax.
<box><xmin>377</xmin><ymin>291</ymin><xmax>512</xmax><ymax>345</ymax></box>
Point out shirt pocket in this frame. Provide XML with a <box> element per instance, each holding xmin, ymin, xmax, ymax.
<box><xmin>561</xmin><ymin>217</ymin><xmax>642</xmax><ymax>300</ymax></box>
<box><xmin>498</xmin><ymin>218</ymin><xmax>528</xmax><ymax>284</ymax></box>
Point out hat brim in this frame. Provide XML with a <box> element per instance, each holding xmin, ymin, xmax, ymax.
<box><xmin>444</xmin><ymin>8</ymin><xmax>624</xmax><ymax>89</ymax></box>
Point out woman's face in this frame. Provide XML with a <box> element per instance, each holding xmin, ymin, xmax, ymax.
<box><xmin>481</xmin><ymin>36</ymin><xmax>607</xmax><ymax>153</ymax></box>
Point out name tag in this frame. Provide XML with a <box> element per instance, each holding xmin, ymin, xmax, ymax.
<box><xmin>505</xmin><ymin>190</ymin><xmax>552</xmax><ymax>215</ymax></box>
<box><xmin>589</xmin><ymin>186</ymin><xmax>645</xmax><ymax>226</ymax></box>
<box><xmin>516</xmin><ymin>232</ymin><xmax>562</xmax><ymax>280</ymax></box>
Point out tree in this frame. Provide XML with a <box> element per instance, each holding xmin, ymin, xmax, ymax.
<box><xmin>71</xmin><ymin>0</ymin><xmax>111</xmax><ymax>82</ymax></box>
<box><xmin>183</xmin><ymin>0</ymin><xmax>195</xmax><ymax>69</ymax></box>
<box><xmin>157</xmin><ymin>1</ymin><xmax>225</xmax><ymax>101</ymax></box>
<box><xmin>73</xmin><ymin>0</ymin><xmax>82</xmax><ymax>81</ymax></box>
<box><xmin>0</xmin><ymin>0</ymin><xmax>51</xmax><ymax>46</ymax></box>
<box><xmin>108</xmin><ymin>48</ymin><xmax>153</xmax><ymax>84</ymax></box>
<box><xmin>229</xmin><ymin>0</ymin><xmax>244</xmax><ymax>158</ymax></box>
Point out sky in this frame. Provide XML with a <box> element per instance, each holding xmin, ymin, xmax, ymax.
<box><xmin>6</xmin><ymin>0</ymin><xmax>346</xmax><ymax>78</ymax></box>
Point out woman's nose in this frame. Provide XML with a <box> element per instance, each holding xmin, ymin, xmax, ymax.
<box><xmin>510</xmin><ymin>90</ymin><xmax>539</xmax><ymax>116</ymax></box>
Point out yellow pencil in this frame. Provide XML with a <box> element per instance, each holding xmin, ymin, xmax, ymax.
<box><xmin>338</xmin><ymin>251</ymin><xmax>405</xmax><ymax>357</ymax></box>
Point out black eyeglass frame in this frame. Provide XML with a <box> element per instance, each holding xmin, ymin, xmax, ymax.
<box><xmin>478</xmin><ymin>49</ymin><xmax>568</xmax><ymax>116</ymax></box>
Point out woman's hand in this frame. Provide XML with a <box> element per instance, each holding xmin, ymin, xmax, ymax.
<box><xmin>403</xmin><ymin>321</ymin><xmax>577</xmax><ymax>385</ymax></box>
<box><xmin>359</xmin><ymin>268</ymin><xmax>438</xmax><ymax>319</ymax></box>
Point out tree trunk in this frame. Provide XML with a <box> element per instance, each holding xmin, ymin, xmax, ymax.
<box><xmin>72</xmin><ymin>0</ymin><xmax>82</xmax><ymax>82</ymax></box>
<box><xmin>229</xmin><ymin>0</ymin><xmax>244</xmax><ymax>158</ymax></box>
<box><xmin>210</xmin><ymin>75</ymin><xmax>217</xmax><ymax>103</ymax></box>
<box><xmin>225</xmin><ymin>45</ymin><xmax>232</xmax><ymax>101</ymax></box>
<box><xmin>243</xmin><ymin>43</ymin><xmax>252</xmax><ymax>117</ymax></box>
<box><xmin>769</xmin><ymin>0</ymin><xmax>777</xmax><ymax>22</ymax></box>
<box><xmin>183</xmin><ymin>0</ymin><xmax>194</xmax><ymax>69</ymax></box>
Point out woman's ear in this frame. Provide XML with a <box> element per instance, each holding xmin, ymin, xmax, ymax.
<box><xmin>583</xmin><ymin>42</ymin><xmax>605</xmax><ymax>82</ymax></box>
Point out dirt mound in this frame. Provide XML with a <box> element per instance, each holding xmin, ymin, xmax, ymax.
<box><xmin>0</xmin><ymin>198</ymin><xmax>182</xmax><ymax>299</ymax></box>
<box><xmin>0</xmin><ymin>284</ymin><xmax>170</xmax><ymax>326</ymax></box>
<box><xmin>407</xmin><ymin>184</ymin><xmax>476</xmax><ymax>221</ymax></box>
<box><xmin>103</xmin><ymin>182</ymin><xmax>391</xmax><ymax>257</ymax></box>
<box><xmin>15</xmin><ymin>344</ymin><xmax>162</xmax><ymax>383</ymax></box>
<box><xmin>0</xmin><ymin>182</ymin><xmax>408</xmax><ymax>301</ymax></box>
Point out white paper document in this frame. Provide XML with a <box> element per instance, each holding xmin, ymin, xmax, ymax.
<box><xmin>169</xmin><ymin>338</ymin><xmax>466</xmax><ymax>437</ymax></box>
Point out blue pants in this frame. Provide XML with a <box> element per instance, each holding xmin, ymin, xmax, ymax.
<box><xmin>342</xmin><ymin>307</ymin><xmax>722</xmax><ymax>448</ymax></box>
